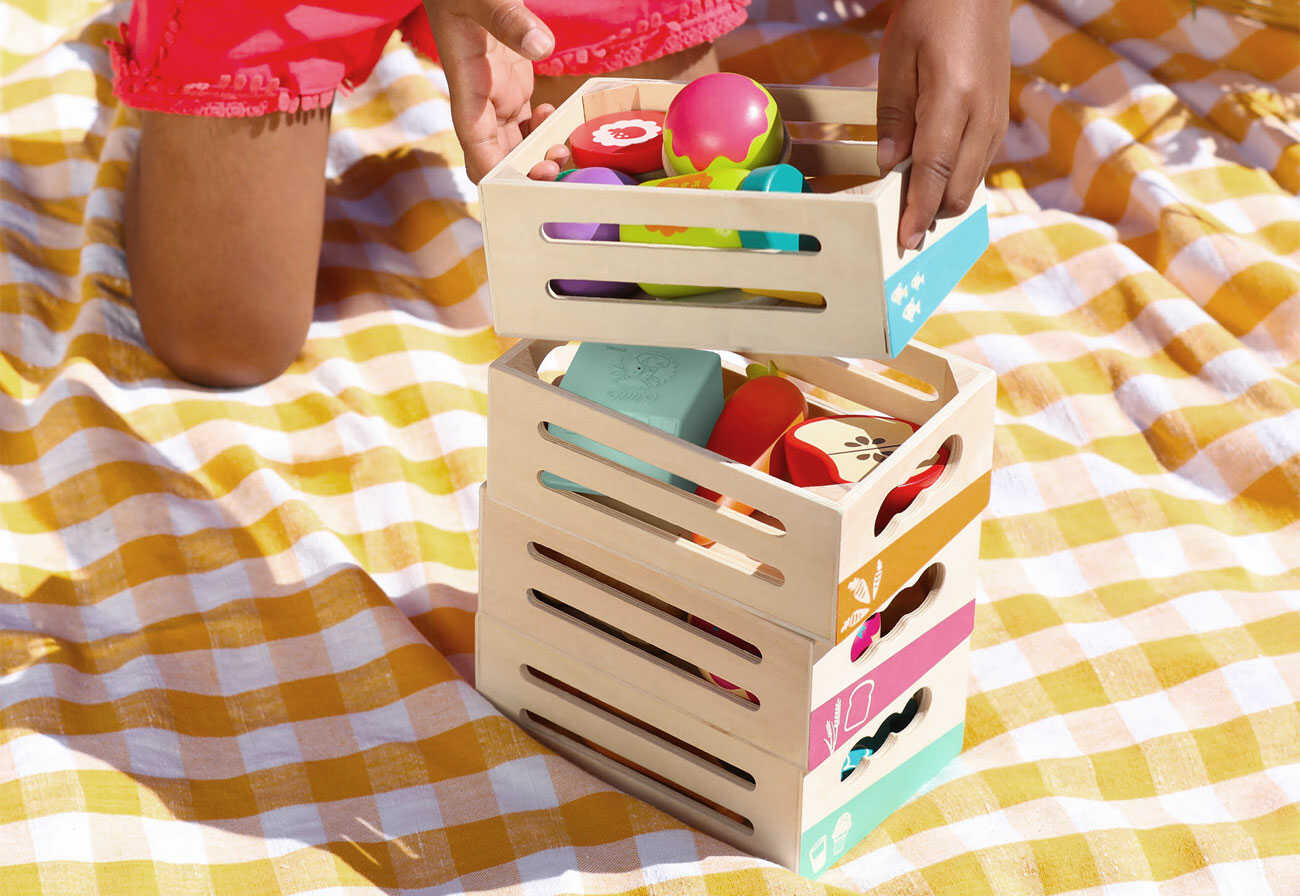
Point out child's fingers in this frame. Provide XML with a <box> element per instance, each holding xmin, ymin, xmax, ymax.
<box><xmin>528</xmin><ymin>159</ymin><xmax>561</xmax><ymax>180</ymax></box>
<box><xmin>899</xmin><ymin>91</ymin><xmax>968</xmax><ymax>250</ymax></box>
<box><xmin>502</xmin><ymin>120</ymin><xmax>524</xmax><ymax>151</ymax></box>
<box><xmin>526</xmin><ymin>103</ymin><xmax>556</xmax><ymax>134</ymax></box>
<box><xmin>941</xmin><ymin>111</ymin><xmax>997</xmax><ymax>216</ymax></box>
<box><xmin>459</xmin><ymin>123</ymin><xmax>506</xmax><ymax>183</ymax></box>
<box><xmin>544</xmin><ymin>143</ymin><xmax>570</xmax><ymax>166</ymax></box>
<box><xmin>459</xmin><ymin>0</ymin><xmax>555</xmax><ymax>61</ymax></box>
<box><xmin>875</xmin><ymin>32</ymin><xmax>917</xmax><ymax>172</ymax></box>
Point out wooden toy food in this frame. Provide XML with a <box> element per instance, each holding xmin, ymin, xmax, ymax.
<box><xmin>738</xmin><ymin>164</ymin><xmax>806</xmax><ymax>252</ymax></box>
<box><xmin>619</xmin><ymin>169</ymin><xmax>747</xmax><ymax>297</ymax></box>
<box><xmin>541</xmin><ymin>343</ymin><xmax>724</xmax><ymax>494</ymax></box>
<box><xmin>875</xmin><ymin>440</ymin><xmax>950</xmax><ymax>533</ymax></box>
<box><xmin>543</xmin><ymin>167</ymin><xmax>638</xmax><ymax>297</ymax></box>
<box><xmin>777</xmin><ymin>415</ymin><xmax>917</xmax><ymax>487</ymax></box>
<box><xmin>776</xmin><ymin>414</ymin><xmax>950</xmax><ymax>531</ymax></box>
<box><xmin>736</xmin><ymin>163</ymin><xmax>823</xmax><ymax>305</ymax></box>
<box><xmin>568</xmin><ymin>110</ymin><xmax>667</xmax><ymax>174</ymax></box>
<box><xmin>694</xmin><ymin>362</ymin><xmax>806</xmax><ymax>544</ymax></box>
<box><xmin>662</xmin><ymin>73</ymin><xmax>787</xmax><ymax>175</ymax></box>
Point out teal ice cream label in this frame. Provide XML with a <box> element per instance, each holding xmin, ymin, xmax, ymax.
<box><xmin>799</xmin><ymin>723</ymin><xmax>964</xmax><ymax>878</ymax></box>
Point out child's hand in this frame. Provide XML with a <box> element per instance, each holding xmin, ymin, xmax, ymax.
<box><xmin>425</xmin><ymin>0</ymin><xmax>571</xmax><ymax>182</ymax></box>
<box><xmin>876</xmin><ymin>0</ymin><xmax>1009</xmax><ymax>250</ymax></box>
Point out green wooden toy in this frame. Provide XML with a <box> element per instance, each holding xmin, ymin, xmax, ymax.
<box><xmin>619</xmin><ymin>169</ymin><xmax>746</xmax><ymax>298</ymax></box>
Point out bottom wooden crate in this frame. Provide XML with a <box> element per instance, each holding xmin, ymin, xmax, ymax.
<box><xmin>477</xmin><ymin>611</ymin><xmax>970</xmax><ymax>877</ymax></box>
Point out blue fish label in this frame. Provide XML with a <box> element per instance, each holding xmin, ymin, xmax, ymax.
<box><xmin>884</xmin><ymin>206</ymin><xmax>989</xmax><ymax>356</ymax></box>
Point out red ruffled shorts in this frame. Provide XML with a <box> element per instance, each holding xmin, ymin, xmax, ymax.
<box><xmin>109</xmin><ymin>0</ymin><xmax>749</xmax><ymax>118</ymax></box>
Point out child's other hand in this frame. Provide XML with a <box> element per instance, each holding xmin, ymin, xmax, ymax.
<box><xmin>425</xmin><ymin>0</ymin><xmax>570</xmax><ymax>182</ymax></box>
<box><xmin>875</xmin><ymin>0</ymin><xmax>1009</xmax><ymax>250</ymax></box>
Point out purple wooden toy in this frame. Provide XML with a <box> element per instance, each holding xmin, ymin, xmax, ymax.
<box><xmin>544</xmin><ymin>167</ymin><xmax>637</xmax><ymax>297</ymax></box>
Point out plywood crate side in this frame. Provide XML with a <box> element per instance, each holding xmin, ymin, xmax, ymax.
<box><xmin>476</xmin><ymin>612</ymin><xmax>805</xmax><ymax>868</ymax></box>
<box><xmin>478</xmin><ymin>491</ymin><xmax>817</xmax><ymax>762</ymax></box>
<box><xmin>475</xmin><ymin>614</ymin><xmax>974</xmax><ymax>879</ymax></box>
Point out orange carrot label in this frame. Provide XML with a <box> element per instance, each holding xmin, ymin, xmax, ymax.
<box><xmin>835</xmin><ymin>471</ymin><xmax>991</xmax><ymax>641</ymax></box>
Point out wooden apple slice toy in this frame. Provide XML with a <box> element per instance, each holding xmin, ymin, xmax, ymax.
<box><xmin>876</xmin><ymin>439</ymin><xmax>950</xmax><ymax>533</ymax></box>
<box><xmin>775</xmin><ymin>414</ymin><xmax>949</xmax><ymax>531</ymax></box>
<box><xmin>693</xmin><ymin>362</ymin><xmax>806</xmax><ymax>546</ymax></box>
<box><xmin>778</xmin><ymin>415</ymin><xmax>916</xmax><ymax>486</ymax></box>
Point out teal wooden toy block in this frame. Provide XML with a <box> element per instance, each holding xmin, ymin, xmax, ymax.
<box><xmin>541</xmin><ymin>343</ymin><xmax>725</xmax><ymax>494</ymax></box>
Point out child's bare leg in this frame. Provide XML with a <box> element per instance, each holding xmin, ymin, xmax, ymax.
<box><xmin>125</xmin><ymin>108</ymin><xmax>330</xmax><ymax>388</ymax></box>
<box><xmin>530</xmin><ymin>43</ymin><xmax>720</xmax><ymax>111</ymax></box>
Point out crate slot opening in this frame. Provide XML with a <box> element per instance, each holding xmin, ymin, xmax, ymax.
<box><xmin>521</xmin><ymin>708</ymin><xmax>756</xmax><ymax>833</ymax></box>
<box><xmin>839</xmin><ymin>688</ymin><xmax>932</xmax><ymax>782</ymax></box>
<box><xmin>850</xmin><ymin>563</ymin><xmax>944</xmax><ymax>664</ymax></box>
<box><xmin>522</xmin><ymin>664</ymin><xmax>757</xmax><ymax>788</ymax></box>
<box><xmin>539</xmin><ymin>223</ymin><xmax>823</xmax><ymax>256</ymax></box>
<box><xmin>538</xmin><ymin>421</ymin><xmax>788</xmax><ymax>539</ymax></box>
<box><xmin>536</xmin><ymin>475</ymin><xmax>787</xmax><ymax>587</ymax></box>
<box><xmin>786</xmin><ymin>121</ymin><xmax>878</xmax><ymax>142</ymax></box>
<box><xmin>545</xmin><ymin>281</ymin><xmax>828</xmax><ymax>311</ymax></box>
<box><xmin>527</xmin><ymin>588</ymin><xmax>762</xmax><ymax>707</ymax></box>
<box><xmin>527</xmin><ymin>541</ymin><xmax>763</xmax><ymax>663</ymax></box>
<box><xmin>875</xmin><ymin>434</ymin><xmax>963</xmax><ymax>537</ymax></box>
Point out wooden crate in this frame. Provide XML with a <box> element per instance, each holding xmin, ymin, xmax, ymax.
<box><xmin>477</xmin><ymin>489</ymin><xmax>979</xmax><ymax>771</ymax></box>
<box><xmin>476</xmin><ymin>513</ymin><xmax>974</xmax><ymax>879</ymax></box>
<box><xmin>486</xmin><ymin>338</ymin><xmax>995</xmax><ymax>645</ymax></box>
<box><xmin>479</xmin><ymin>78</ymin><xmax>990</xmax><ymax>359</ymax></box>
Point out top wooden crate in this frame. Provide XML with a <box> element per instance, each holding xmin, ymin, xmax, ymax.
<box><xmin>479</xmin><ymin>78</ymin><xmax>990</xmax><ymax>359</ymax></box>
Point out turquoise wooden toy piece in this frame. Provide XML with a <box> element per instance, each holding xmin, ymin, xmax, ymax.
<box><xmin>739</xmin><ymin>163</ymin><xmax>805</xmax><ymax>252</ymax></box>
<box><xmin>542</xmin><ymin>343</ymin><xmax>725</xmax><ymax>494</ymax></box>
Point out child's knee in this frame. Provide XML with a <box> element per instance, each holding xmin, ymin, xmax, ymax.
<box><xmin>135</xmin><ymin>285</ymin><xmax>309</xmax><ymax>389</ymax></box>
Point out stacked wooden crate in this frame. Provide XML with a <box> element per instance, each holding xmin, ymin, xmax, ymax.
<box><xmin>474</xmin><ymin>78</ymin><xmax>994</xmax><ymax>877</ymax></box>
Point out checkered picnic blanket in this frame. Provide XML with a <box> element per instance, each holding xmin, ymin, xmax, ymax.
<box><xmin>1</xmin><ymin>0</ymin><xmax>1298</xmax><ymax>893</ymax></box>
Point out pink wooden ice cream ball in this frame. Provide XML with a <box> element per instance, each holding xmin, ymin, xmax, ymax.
<box><xmin>662</xmin><ymin>73</ymin><xmax>787</xmax><ymax>175</ymax></box>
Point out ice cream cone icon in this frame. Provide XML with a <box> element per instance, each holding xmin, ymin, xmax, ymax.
<box><xmin>832</xmin><ymin>811</ymin><xmax>853</xmax><ymax>853</ymax></box>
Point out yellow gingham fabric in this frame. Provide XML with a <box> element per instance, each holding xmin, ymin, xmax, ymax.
<box><xmin>1</xmin><ymin>0</ymin><xmax>1298</xmax><ymax>893</ymax></box>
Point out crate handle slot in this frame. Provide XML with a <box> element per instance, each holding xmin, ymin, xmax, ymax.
<box><xmin>536</xmin><ymin>421</ymin><xmax>790</xmax><ymax>539</ymax></box>
<box><xmin>546</xmin><ymin>281</ymin><xmax>827</xmax><ymax>311</ymax></box>
<box><xmin>521</xmin><ymin>709</ymin><xmax>756</xmax><ymax>833</ymax></box>
<box><xmin>522</xmin><ymin>664</ymin><xmax>757</xmax><ymax>789</ymax></box>
<box><xmin>875</xmin><ymin>434</ymin><xmax>962</xmax><ymax>537</ymax></box>
<box><xmin>528</xmin><ymin>588</ymin><xmax>762</xmax><ymax>708</ymax></box>
<box><xmin>527</xmin><ymin>541</ymin><xmax>763</xmax><ymax>662</ymax></box>
<box><xmin>538</xmin><ymin>223</ymin><xmax>823</xmax><ymax>255</ymax></box>
<box><xmin>850</xmin><ymin>563</ymin><xmax>945</xmax><ymax>665</ymax></box>
<box><xmin>839</xmin><ymin>688</ymin><xmax>932</xmax><ymax>782</ymax></box>
<box><xmin>536</xmin><ymin>475</ymin><xmax>787</xmax><ymax>587</ymax></box>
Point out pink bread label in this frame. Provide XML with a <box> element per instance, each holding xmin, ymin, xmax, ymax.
<box><xmin>806</xmin><ymin>600</ymin><xmax>975</xmax><ymax>772</ymax></box>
